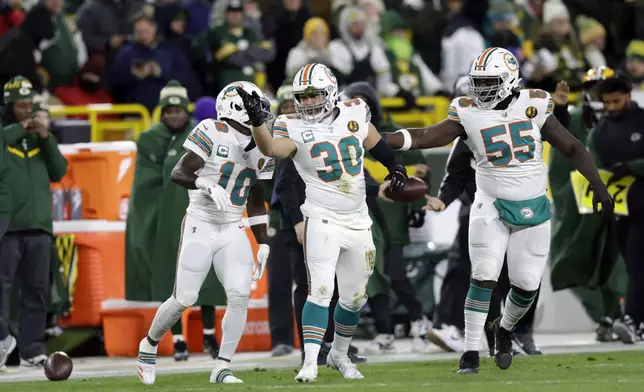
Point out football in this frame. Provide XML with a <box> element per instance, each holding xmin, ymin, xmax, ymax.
<box><xmin>384</xmin><ymin>176</ymin><xmax>429</xmax><ymax>203</ymax></box>
<box><xmin>44</xmin><ymin>351</ymin><xmax>73</xmax><ymax>381</ymax></box>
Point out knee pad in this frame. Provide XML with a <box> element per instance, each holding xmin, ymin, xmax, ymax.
<box><xmin>338</xmin><ymin>297</ymin><xmax>365</xmax><ymax>313</ymax></box>
<box><xmin>226</xmin><ymin>290</ymin><xmax>250</xmax><ymax>311</ymax></box>
<box><xmin>511</xmin><ymin>272</ymin><xmax>542</xmax><ymax>292</ymax></box>
<box><xmin>306</xmin><ymin>294</ymin><xmax>332</xmax><ymax>308</ymax></box>
<box><xmin>470</xmin><ymin>250</ymin><xmax>501</xmax><ymax>282</ymax></box>
<box><xmin>174</xmin><ymin>287</ymin><xmax>199</xmax><ymax>308</ymax></box>
<box><xmin>167</xmin><ymin>295</ymin><xmax>188</xmax><ymax>314</ymax></box>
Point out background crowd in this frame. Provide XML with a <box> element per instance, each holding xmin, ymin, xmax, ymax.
<box><xmin>0</xmin><ymin>0</ymin><xmax>643</xmax><ymax>368</ymax></box>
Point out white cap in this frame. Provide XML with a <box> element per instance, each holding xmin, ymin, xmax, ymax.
<box><xmin>543</xmin><ymin>0</ymin><xmax>570</xmax><ymax>25</ymax></box>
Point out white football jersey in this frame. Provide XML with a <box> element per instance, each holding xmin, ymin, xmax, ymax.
<box><xmin>273</xmin><ymin>98</ymin><xmax>373</xmax><ymax>229</ymax></box>
<box><xmin>183</xmin><ymin>119</ymin><xmax>275</xmax><ymax>223</ymax></box>
<box><xmin>448</xmin><ymin>89</ymin><xmax>554</xmax><ymax>201</ymax></box>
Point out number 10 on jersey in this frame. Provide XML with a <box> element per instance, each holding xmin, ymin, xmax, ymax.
<box><xmin>480</xmin><ymin>120</ymin><xmax>535</xmax><ymax>166</ymax></box>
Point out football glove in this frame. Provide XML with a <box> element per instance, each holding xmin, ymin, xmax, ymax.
<box><xmin>195</xmin><ymin>177</ymin><xmax>231</xmax><ymax>211</ymax></box>
<box><xmin>235</xmin><ymin>86</ymin><xmax>273</xmax><ymax>127</ymax></box>
<box><xmin>253</xmin><ymin>244</ymin><xmax>270</xmax><ymax>281</ymax></box>
<box><xmin>385</xmin><ymin>164</ymin><xmax>407</xmax><ymax>192</ymax></box>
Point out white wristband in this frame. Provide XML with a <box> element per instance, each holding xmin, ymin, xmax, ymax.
<box><xmin>395</xmin><ymin>129</ymin><xmax>412</xmax><ymax>151</ymax></box>
<box><xmin>247</xmin><ymin>215</ymin><xmax>269</xmax><ymax>226</ymax></box>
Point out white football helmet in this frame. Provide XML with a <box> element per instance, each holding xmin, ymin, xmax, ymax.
<box><xmin>292</xmin><ymin>63</ymin><xmax>338</xmax><ymax>123</ymax></box>
<box><xmin>469</xmin><ymin>47</ymin><xmax>521</xmax><ymax>109</ymax></box>
<box><xmin>216</xmin><ymin>81</ymin><xmax>266</xmax><ymax>129</ymax></box>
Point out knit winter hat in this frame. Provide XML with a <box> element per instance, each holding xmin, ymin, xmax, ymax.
<box><xmin>159</xmin><ymin>80</ymin><xmax>189</xmax><ymax>111</ymax></box>
<box><xmin>380</xmin><ymin>10</ymin><xmax>407</xmax><ymax>36</ymax></box>
<box><xmin>4</xmin><ymin>75</ymin><xmax>34</xmax><ymax>104</ymax></box>
<box><xmin>303</xmin><ymin>17</ymin><xmax>329</xmax><ymax>40</ymax></box>
<box><xmin>626</xmin><ymin>40</ymin><xmax>644</xmax><ymax>62</ymax></box>
<box><xmin>542</xmin><ymin>0</ymin><xmax>569</xmax><ymax>25</ymax></box>
<box><xmin>576</xmin><ymin>15</ymin><xmax>606</xmax><ymax>46</ymax></box>
<box><xmin>193</xmin><ymin>96</ymin><xmax>217</xmax><ymax>123</ymax></box>
<box><xmin>276</xmin><ymin>84</ymin><xmax>294</xmax><ymax>107</ymax></box>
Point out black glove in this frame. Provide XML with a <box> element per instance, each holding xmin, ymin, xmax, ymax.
<box><xmin>408</xmin><ymin>209</ymin><xmax>425</xmax><ymax>228</ymax></box>
<box><xmin>235</xmin><ymin>86</ymin><xmax>273</xmax><ymax>127</ymax></box>
<box><xmin>592</xmin><ymin>185</ymin><xmax>615</xmax><ymax>223</ymax></box>
<box><xmin>385</xmin><ymin>164</ymin><xmax>407</xmax><ymax>192</ymax></box>
<box><xmin>606</xmin><ymin>162</ymin><xmax>629</xmax><ymax>187</ymax></box>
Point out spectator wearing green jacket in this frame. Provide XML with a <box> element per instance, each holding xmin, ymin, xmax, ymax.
<box><xmin>0</xmin><ymin>75</ymin><xmax>67</xmax><ymax>368</ymax></box>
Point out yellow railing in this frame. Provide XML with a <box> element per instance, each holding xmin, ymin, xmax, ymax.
<box><xmin>49</xmin><ymin>103</ymin><xmax>151</xmax><ymax>142</ymax></box>
<box><xmin>51</xmin><ymin>92</ymin><xmax>578</xmax><ymax>142</ymax></box>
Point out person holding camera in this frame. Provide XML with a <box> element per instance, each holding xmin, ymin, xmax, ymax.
<box><xmin>0</xmin><ymin>76</ymin><xmax>67</xmax><ymax>368</ymax></box>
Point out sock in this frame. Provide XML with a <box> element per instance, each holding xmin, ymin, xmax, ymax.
<box><xmin>201</xmin><ymin>305</ymin><xmax>215</xmax><ymax>330</ymax></box>
<box><xmin>148</xmin><ymin>297</ymin><xmax>186</xmax><ymax>342</ymax></box>
<box><xmin>331</xmin><ymin>303</ymin><xmax>360</xmax><ymax>356</ymax></box>
<box><xmin>138</xmin><ymin>336</ymin><xmax>157</xmax><ymax>364</ymax></box>
<box><xmin>302</xmin><ymin>301</ymin><xmax>329</xmax><ymax>364</ymax></box>
<box><xmin>500</xmin><ymin>288</ymin><xmax>537</xmax><ymax>331</ymax></box>
<box><xmin>218</xmin><ymin>295</ymin><xmax>249</xmax><ymax>362</ymax></box>
<box><xmin>463</xmin><ymin>283</ymin><xmax>493</xmax><ymax>352</ymax></box>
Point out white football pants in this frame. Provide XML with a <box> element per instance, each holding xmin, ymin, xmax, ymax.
<box><xmin>468</xmin><ymin>191</ymin><xmax>551</xmax><ymax>291</ymax></box>
<box><xmin>173</xmin><ymin>214</ymin><xmax>254</xmax><ymax>306</ymax></box>
<box><xmin>303</xmin><ymin>217</ymin><xmax>376</xmax><ymax>312</ymax></box>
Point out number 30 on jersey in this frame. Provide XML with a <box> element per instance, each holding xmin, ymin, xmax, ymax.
<box><xmin>481</xmin><ymin>120</ymin><xmax>535</xmax><ymax>166</ymax></box>
<box><xmin>310</xmin><ymin>136</ymin><xmax>363</xmax><ymax>182</ymax></box>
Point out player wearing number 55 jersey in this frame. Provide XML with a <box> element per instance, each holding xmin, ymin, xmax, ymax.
<box><xmin>235</xmin><ymin>63</ymin><xmax>407</xmax><ymax>383</ymax></box>
<box><xmin>136</xmin><ymin>81</ymin><xmax>274</xmax><ymax>385</ymax></box>
<box><xmin>384</xmin><ymin>47</ymin><xmax>615</xmax><ymax>374</ymax></box>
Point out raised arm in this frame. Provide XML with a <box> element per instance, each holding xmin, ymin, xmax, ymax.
<box><xmin>541</xmin><ymin>115</ymin><xmax>614</xmax><ymax>220</ymax></box>
<box><xmin>251</xmin><ymin>123</ymin><xmax>297</xmax><ymax>158</ymax></box>
<box><xmin>383</xmin><ymin>119</ymin><xmax>466</xmax><ymax>151</ymax></box>
<box><xmin>170</xmin><ymin>150</ymin><xmax>205</xmax><ymax>189</ymax></box>
<box><xmin>235</xmin><ymin>86</ymin><xmax>297</xmax><ymax>158</ymax></box>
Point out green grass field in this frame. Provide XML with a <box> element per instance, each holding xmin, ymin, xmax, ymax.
<box><xmin>2</xmin><ymin>351</ymin><xmax>644</xmax><ymax>392</ymax></box>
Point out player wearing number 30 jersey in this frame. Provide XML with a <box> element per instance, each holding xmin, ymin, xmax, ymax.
<box><xmin>136</xmin><ymin>81</ymin><xmax>274</xmax><ymax>386</ymax></box>
<box><xmin>384</xmin><ymin>47</ymin><xmax>614</xmax><ymax>374</ymax></box>
<box><xmin>235</xmin><ymin>63</ymin><xmax>408</xmax><ymax>383</ymax></box>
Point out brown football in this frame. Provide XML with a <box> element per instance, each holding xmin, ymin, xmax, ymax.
<box><xmin>44</xmin><ymin>351</ymin><xmax>73</xmax><ymax>381</ymax></box>
<box><xmin>384</xmin><ymin>176</ymin><xmax>429</xmax><ymax>203</ymax></box>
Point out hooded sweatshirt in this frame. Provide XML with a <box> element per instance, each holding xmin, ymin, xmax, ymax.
<box><xmin>328</xmin><ymin>7</ymin><xmax>398</xmax><ymax>96</ymax></box>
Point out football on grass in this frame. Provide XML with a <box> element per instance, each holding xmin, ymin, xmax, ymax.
<box><xmin>44</xmin><ymin>351</ymin><xmax>73</xmax><ymax>381</ymax></box>
<box><xmin>384</xmin><ymin>176</ymin><xmax>428</xmax><ymax>203</ymax></box>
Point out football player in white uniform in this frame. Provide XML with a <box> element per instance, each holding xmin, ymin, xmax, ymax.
<box><xmin>136</xmin><ymin>81</ymin><xmax>274</xmax><ymax>385</ymax></box>
<box><xmin>235</xmin><ymin>63</ymin><xmax>407</xmax><ymax>382</ymax></box>
<box><xmin>385</xmin><ymin>48</ymin><xmax>614</xmax><ymax>373</ymax></box>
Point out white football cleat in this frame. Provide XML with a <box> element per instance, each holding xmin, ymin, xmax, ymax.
<box><xmin>327</xmin><ymin>350</ymin><xmax>364</xmax><ymax>379</ymax></box>
<box><xmin>210</xmin><ymin>368</ymin><xmax>243</xmax><ymax>384</ymax></box>
<box><xmin>294</xmin><ymin>361</ymin><xmax>318</xmax><ymax>382</ymax></box>
<box><xmin>365</xmin><ymin>334</ymin><xmax>395</xmax><ymax>354</ymax></box>
<box><xmin>427</xmin><ymin>324</ymin><xmax>464</xmax><ymax>352</ymax></box>
<box><xmin>137</xmin><ymin>338</ymin><xmax>158</xmax><ymax>385</ymax></box>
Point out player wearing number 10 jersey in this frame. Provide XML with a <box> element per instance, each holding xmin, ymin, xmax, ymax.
<box><xmin>384</xmin><ymin>47</ymin><xmax>614</xmax><ymax>374</ymax></box>
<box><xmin>136</xmin><ymin>81</ymin><xmax>274</xmax><ymax>386</ymax></box>
<box><xmin>235</xmin><ymin>63</ymin><xmax>407</xmax><ymax>383</ymax></box>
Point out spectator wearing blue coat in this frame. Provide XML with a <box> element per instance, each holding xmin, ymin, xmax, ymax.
<box><xmin>111</xmin><ymin>11</ymin><xmax>201</xmax><ymax>111</ymax></box>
